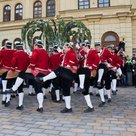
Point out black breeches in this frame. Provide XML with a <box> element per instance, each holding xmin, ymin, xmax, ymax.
<box><xmin>61</xmin><ymin>77</ymin><xmax>72</xmax><ymax>96</ymax></box>
<box><xmin>1</xmin><ymin>72</ymin><xmax>8</xmax><ymax>80</ymax></box>
<box><xmin>77</xmin><ymin>67</ymin><xmax>91</xmax><ymax>95</ymax></box>
<box><xmin>52</xmin><ymin>77</ymin><xmax>61</xmax><ymax>90</ymax></box>
<box><xmin>104</xmin><ymin>71</ymin><xmax>112</xmax><ymax>90</ymax></box>
<box><xmin>54</xmin><ymin>67</ymin><xmax>75</xmax><ymax>82</ymax></box>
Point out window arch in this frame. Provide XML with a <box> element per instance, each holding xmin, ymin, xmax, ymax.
<box><xmin>78</xmin><ymin>0</ymin><xmax>90</xmax><ymax>9</ymax></box>
<box><xmin>98</xmin><ymin>0</ymin><xmax>110</xmax><ymax>7</ymax></box>
<box><xmin>3</xmin><ymin>5</ymin><xmax>11</xmax><ymax>22</ymax></box>
<box><xmin>46</xmin><ymin>0</ymin><xmax>55</xmax><ymax>17</ymax></box>
<box><xmin>101</xmin><ymin>31</ymin><xmax>119</xmax><ymax>47</ymax></box>
<box><xmin>33</xmin><ymin>1</ymin><xmax>42</xmax><ymax>18</ymax></box>
<box><xmin>15</xmin><ymin>3</ymin><xmax>23</xmax><ymax>20</ymax></box>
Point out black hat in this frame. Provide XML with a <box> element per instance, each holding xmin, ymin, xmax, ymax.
<box><xmin>14</xmin><ymin>41</ymin><xmax>23</xmax><ymax>47</ymax></box>
<box><xmin>5</xmin><ymin>41</ymin><xmax>12</xmax><ymax>47</ymax></box>
<box><xmin>34</xmin><ymin>39</ymin><xmax>43</xmax><ymax>47</ymax></box>
<box><xmin>65</xmin><ymin>42</ymin><xmax>74</xmax><ymax>49</ymax></box>
<box><xmin>95</xmin><ymin>42</ymin><xmax>101</xmax><ymax>47</ymax></box>
<box><xmin>84</xmin><ymin>40</ymin><xmax>90</xmax><ymax>46</ymax></box>
<box><xmin>53</xmin><ymin>45</ymin><xmax>58</xmax><ymax>51</ymax></box>
<box><xmin>80</xmin><ymin>42</ymin><xmax>87</xmax><ymax>47</ymax></box>
<box><xmin>106</xmin><ymin>44</ymin><xmax>114</xmax><ymax>49</ymax></box>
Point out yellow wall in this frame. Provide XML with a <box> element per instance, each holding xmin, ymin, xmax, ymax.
<box><xmin>0</xmin><ymin>0</ymin><xmax>136</xmax><ymax>56</ymax></box>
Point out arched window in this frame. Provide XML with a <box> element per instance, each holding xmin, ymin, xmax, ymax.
<box><xmin>98</xmin><ymin>0</ymin><xmax>110</xmax><ymax>7</ymax></box>
<box><xmin>15</xmin><ymin>3</ymin><xmax>23</xmax><ymax>20</ymax></box>
<box><xmin>78</xmin><ymin>0</ymin><xmax>90</xmax><ymax>9</ymax></box>
<box><xmin>101</xmin><ymin>31</ymin><xmax>119</xmax><ymax>47</ymax></box>
<box><xmin>33</xmin><ymin>1</ymin><xmax>42</xmax><ymax>18</ymax></box>
<box><xmin>3</xmin><ymin>5</ymin><xmax>11</xmax><ymax>22</ymax></box>
<box><xmin>46</xmin><ymin>0</ymin><xmax>55</xmax><ymax>17</ymax></box>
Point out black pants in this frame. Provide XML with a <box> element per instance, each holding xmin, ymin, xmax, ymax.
<box><xmin>76</xmin><ymin>67</ymin><xmax>91</xmax><ymax>95</ymax></box>
<box><xmin>19</xmin><ymin>72</ymin><xmax>51</xmax><ymax>94</ymax></box>
<box><xmin>53</xmin><ymin>67</ymin><xmax>75</xmax><ymax>96</ymax></box>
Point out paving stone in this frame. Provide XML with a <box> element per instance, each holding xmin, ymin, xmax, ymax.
<box><xmin>0</xmin><ymin>87</ymin><xmax>136</xmax><ymax>136</ymax></box>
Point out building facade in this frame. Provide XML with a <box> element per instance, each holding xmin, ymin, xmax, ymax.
<box><xmin>0</xmin><ymin>0</ymin><xmax>136</xmax><ymax>56</ymax></box>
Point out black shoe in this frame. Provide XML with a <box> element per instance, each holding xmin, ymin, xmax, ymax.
<box><xmin>53</xmin><ymin>100</ymin><xmax>61</xmax><ymax>103</ymax></box>
<box><xmin>5</xmin><ymin>101</ymin><xmax>10</xmax><ymax>107</ymax></box>
<box><xmin>28</xmin><ymin>93</ymin><xmax>36</xmax><ymax>96</ymax></box>
<box><xmin>96</xmin><ymin>93</ymin><xmax>100</xmax><ymax>97</ymax></box>
<box><xmin>98</xmin><ymin>102</ymin><xmax>105</xmax><ymax>107</ymax></box>
<box><xmin>2</xmin><ymin>101</ymin><xmax>6</xmax><ymax>105</ymax></box>
<box><xmin>37</xmin><ymin>108</ymin><xmax>43</xmax><ymax>113</ymax></box>
<box><xmin>60</xmin><ymin>107</ymin><xmax>72</xmax><ymax>113</ymax></box>
<box><xmin>76</xmin><ymin>88</ymin><xmax>85</xmax><ymax>94</ymax></box>
<box><xmin>104</xmin><ymin>95</ymin><xmax>108</xmax><ymax>99</ymax></box>
<box><xmin>16</xmin><ymin>105</ymin><xmax>24</xmax><ymax>110</ymax></box>
<box><xmin>11</xmin><ymin>95</ymin><xmax>16</xmax><ymax>98</ymax></box>
<box><xmin>89</xmin><ymin>92</ymin><xmax>93</xmax><ymax>96</ymax></box>
<box><xmin>112</xmin><ymin>91</ymin><xmax>116</xmax><ymax>95</ymax></box>
<box><xmin>84</xmin><ymin>107</ymin><xmax>94</xmax><ymax>113</ymax></box>
<box><xmin>5</xmin><ymin>89</ymin><xmax>17</xmax><ymax>94</ymax></box>
<box><xmin>44</xmin><ymin>95</ymin><xmax>47</xmax><ymax>99</ymax></box>
<box><xmin>107</xmin><ymin>99</ymin><xmax>111</xmax><ymax>103</ymax></box>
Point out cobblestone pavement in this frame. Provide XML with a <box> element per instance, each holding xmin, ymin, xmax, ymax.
<box><xmin>0</xmin><ymin>87</ymin><xmax>136</xmax><ymax>136</ymax></box>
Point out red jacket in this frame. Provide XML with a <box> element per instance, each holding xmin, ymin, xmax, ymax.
<box><xmin>0</xmin><ymin>49</ymin><xmax>16</xmax><ymax>70</ymax></box>
<box><xmin>84</xmin><ymin>49</ymin><xmax>100</xmax><ymax>71</ymax></box>
<box><xmin>77</xmin><ymin>48</ymin><xmax>85</xmax><ymax>68</ymax></box>
<box><xmin>61</xmin><ymin>49</ymin><xmax>78</xmax><ymax>73</ymax></box>
<box><xmin>111</xmin><ymin>53</ymin><xmax>123</xmax><ymax>68</ymax></box>
<box><xmin>29</xmin><ymin>48</ymin><xmax>49</xmax><ymax>75</ymax></box>
<box><xmin>99</xmin><ymin>49</ymin><xmax>112</xmax><ymax>63</ymax></box>
<box><xmin>49</xmin><ymin>52</ymin><xmax>63</xmax><ymax>71</ymax></box>
<box><xmin>11</xmin><ymin>50</ymin><xmax>30</xmax><ymax>72</ymax></box>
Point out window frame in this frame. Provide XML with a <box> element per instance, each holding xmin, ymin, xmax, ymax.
<box><xmin>15</xmin><ymin>3</ymin><xmax>23</xmax><ymax>20</ymax></box>
<box><xmin>78</xmin><ymin>0</ymin><xmax>90</xmax><ymax>9</ymax></box>
<box><xmin>3</xmin><ymin>5</ymin><xmax>11</xmax><ymax>22</ymax></box>
<box><xmin>98</xmin><ymin>0</ymin><xmax>110</xmax><ymax>8</ymax></box>
<box><xmin>46</xmin><ymin>0</ymin><xmax>55</xmax><ymax>17</ymax></box>
<box><xmin>33</xmin><ymin>0</ymin><xmax>42</xmax><ymax>19</ymax></box>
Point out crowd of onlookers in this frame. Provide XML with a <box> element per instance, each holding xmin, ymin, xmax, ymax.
<box><xmin>115</xmin><ymin>47</ymin><xmax>136</xmax><ymax>88</ymax></box>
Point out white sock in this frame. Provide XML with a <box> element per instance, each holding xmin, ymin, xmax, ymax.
<box><xmin>79</xmin><ymin>74</ymin><xmax>85</xmax><ymax>89</ymax></box>
<box><xmin>97</xmin><ymin>69</ymin><xmax>104</xmax><ymax>82</ymax></box>
<box><xmin>89</xmin><ymin>86</ymin><xmax>93</xmax><ymax>93</ymax></box>
<box><xmin>49</xmin><ymin>83</ymin><xmax>53</xmax><ymax>93</ymax></box>
<box><xmin>6</xmin><ymin>94</ymin><xmax>11</xmax><ymax>103</ymax></box>
<box><xmin>2</xmin><ymin>80</ymin><xmax>7</xmax><ymax>101</ymax></box>
<box><xmin>43</xmin><ymin>72</ymin><xmax>56</xmax><ymax>82</ymax></box>
<box><xmin>117</xmin><ymin>68</ymin><xmax>122</xmax><ymax>76</ymax></box>
<box><xmin>55</xmin><ymin>90</ymin><xmax>60</xmax><ymax>101</ymax></box>
<box><xmin>18</xmin><ymin>93</ymin><xmax>24</xmax><ymax>106</ymax></box>
<box><xmin>12</xmin><ymin>77</ymin><xmax>24</xmax><ymax>91</ymax></box>
<box><xmin>28</xmin><ymin>85</ymin><xmax>33</xmax><ymax>94</ymax></box>
<box><xmin>106</xmin><ymin>89</ymin><xmax>111</xmax><ymax>99</ymax></box>
<box><xmin>37</xmin><ymin>93</ymin><xmax>43</xmax><ymax>108</ymax></box>
<box><xmin>73</xmin><ymin>83</ymin><xmax>78</xmax><ymax>92</ymax></box>
<box><xmin>98</xmin><ymin>89</ymin><xmax>105</xmax><ymax>102</ymax></box>
<box><xmin>42</xmin><ymin>88</ymin><xmax>46</xmax><ymax>96</ymax></box>
<box><xmin>64</xmin><ymin>96</ymin><xmax>71</xmax><ymax>109</ymax></box>
<box><xmin>104</xmin><ymin>89</ymin><xmax>108</xmax><ymax>95</ymax></box>
<box><xmin>112</xmin><ymin>79</ymin><xmax>117</xmax><ymax>91</ymax></box>
<box><xmin>84</xmin><ymin>95</ymin><xmax>93</xmax><ymax>108</ymax></box>
<box><xmin>95</xmin><ymin>88</ymin><xmax>99</xmax><ymax>94</ymax></box>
